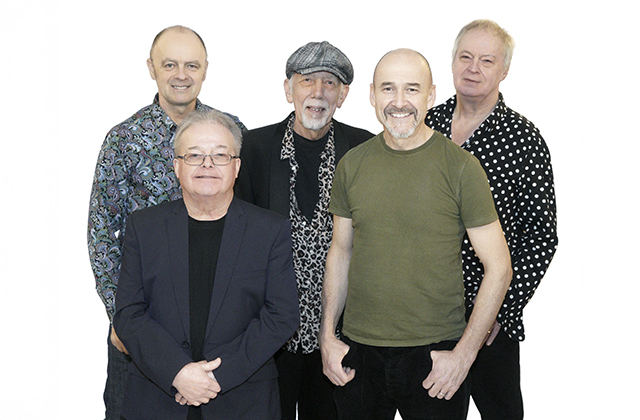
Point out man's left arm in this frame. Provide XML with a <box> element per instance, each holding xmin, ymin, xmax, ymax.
<box><xmin>498</xmin><ymin>131</ymin><xmax>558</xmax><ymax>334</ymax></box>
<box><xmin>423</xmin><ymin>219</ymin><xmax>512</xmax><ymax>399</ymax></box>
<box><xmin>204</xmin><ymin>219</ymin><xmax>300</xmax><ymax>393</ymax></box>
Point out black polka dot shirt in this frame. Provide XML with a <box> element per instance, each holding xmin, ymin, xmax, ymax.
<box><xmin>426</xmin><ymin>94</ymin><xmax>558</xmax><ymax>341</ymax></box>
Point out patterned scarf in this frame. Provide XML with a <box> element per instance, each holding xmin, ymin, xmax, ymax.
<box><xmin>280</xmin><ymin>114</ymin><xmax>336</xmax><ymax>353</ymax></box>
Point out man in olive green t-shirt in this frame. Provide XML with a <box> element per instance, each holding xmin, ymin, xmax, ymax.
<box><xmin>319</xmin><ymin>49</ymin><xmax>513</xmax><ymax>420</ymax></box>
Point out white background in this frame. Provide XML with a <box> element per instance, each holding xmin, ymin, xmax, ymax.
<box><xmin>1</xmin><ymin>0</ymin><xmax>638</xmax><ymax>418</ymax></box>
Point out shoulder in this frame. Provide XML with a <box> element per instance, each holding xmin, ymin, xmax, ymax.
<box><xmin>339</xmin><ymin>134</ymin><xmax>382</xmax><ymax>165</ymax></box>
<box><xmin>426</xmin><ymin>96</ymin><xmax>455</xmax><ymax>122</ymax></box>
<box><xmin>130</xmin><ymin>200</ymin><xmax>182</xmax><ymax>224</ymax></box>
<box><xmin>332</xmin><ymin>119</ymin><xmax>375</xmax><ymax>145</ymax></box>
<box><xmin>432</xmin><ymin>131</ymin><xmax>481</xmax><ymax>169</ymax></box>
<box><xmin>106</xmin><ymin>102</ymin><xmax>155</xmax><ymax>136</ymax></box>
<box><xmin>198</xmin><ymin>102</ymin><xmax>247</xmax><ymax>131</ymax></box>
<box><xmin>243</xmin><ymin>118</ymin><xmax>288</xmax><ymax>144</ymax></box>
<box><xmin>233</xmin><ymin>198</ymin><xmax>289</xmax><ymax>228</ymax></box>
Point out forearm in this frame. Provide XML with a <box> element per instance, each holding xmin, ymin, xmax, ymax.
<box><xmin>459</xmin><ymin>220</ymin><xmax>512</xmax><ymax>358</ymax></box>
<box><xmin>457</xmin><ymin>263</ymin><xmax>511</xmax><ymax>358</ymax></box>
<box><xmin>319</xmin><ymin>240</ymin><xmax>351</xmax><ymax>343</ymax></box>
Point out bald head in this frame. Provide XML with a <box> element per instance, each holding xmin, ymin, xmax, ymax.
<box><xmin>370</xmin><ymin>49</ymin><xmax>436</xmax><ymax>147</ymax></box>
<box><xmin>373</xmin><ymin>49</ymin><xmax>433</xmax><ymax>86</ymax></box>
<box><xmin>150</xmin><ymin>25</ymin><xmax>207</xmax><ymax>60</ymax></box>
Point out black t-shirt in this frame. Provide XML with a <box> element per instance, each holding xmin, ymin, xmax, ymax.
<box><xmin>187</xmin><ymin>215</ymin><xmax>225</xmax><ymax>420</ymax></box>
<box><xmin>188</xmin><ymin>216</ymin><xmax>225</xmax><ymax>360</ymax></box>
<box><xmin>293</xmin><ymin>130</ymin><xmax>329</xmax><ymax>220</ymax></box>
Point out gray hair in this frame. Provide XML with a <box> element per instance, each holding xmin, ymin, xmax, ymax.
<box><xmin>174</xmin><ymin>109</ymin><xmax>243</xmax><ymax>156</ymax></box>
<box><xmin>452</xmin><ymin>19</ymin><xmax>515</xmax><ymax>70</ymax></box>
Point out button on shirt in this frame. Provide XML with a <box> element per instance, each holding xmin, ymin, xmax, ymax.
<box><xmin>426</xmin><ymin>94</ymin><xmax>558</xmax><ymax>341</ymax></box>
<box><xmin>87</xmin><ymin>94</ymin><xmax>245</xmax><ymax>320</ymax></box>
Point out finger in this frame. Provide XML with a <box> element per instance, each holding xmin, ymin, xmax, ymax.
<box><xmin>204</xmin><ymin>357</ymin><xmax>222</xmax><ymax>370</ymax></box>
<box><xmin>486</xmin><ymin>324</ymin><xmax>500</xmax><ymax>346</ymax></box>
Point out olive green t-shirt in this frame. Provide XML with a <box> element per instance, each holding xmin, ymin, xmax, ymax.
<box><xmin>330</xmin><ymin>131</ymin><xmax>498</xmax><ymax>346</ymax></box>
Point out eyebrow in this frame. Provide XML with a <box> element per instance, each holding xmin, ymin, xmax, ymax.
<box><xmin>186</xmin><ymin>144</ymin><xmax>229</xmax><ymax>151</ymax></box>
<box><xmin>379</xmin><ymin>81</ymin><xmax>422</xmax><ymax>89</ymax></box>
<box><xmin>160</xmin><ymin>58</ymin><xmax>202</xmax><ymax>66</ymax></box>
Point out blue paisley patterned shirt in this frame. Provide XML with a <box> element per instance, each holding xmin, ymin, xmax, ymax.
<box><xmin>87</xmin><ymin>95</ymin><xmax>246</xmax><ymax>321</ymax></box>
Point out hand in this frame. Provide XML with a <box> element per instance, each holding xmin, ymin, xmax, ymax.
<box><xmin>484</xmin><ymin>320</ymin><xmax>501</xmax><ymax>346</ymax></box>
<box><xmin>422</xmin><ymin>349</ymin><xmax>474</xmax><ymax>400</ymax></box>
<box><xmin>110</xmin><ymin>326</ymin><xmax>129</xmax><ymax>355</ymax></box>
<box><xmin>172</xmin><ymin>358</ymin><xmax>222</xmax><ymax>406</ymax></box>
<box><xmin>320</xmin><ymin>336</ymin><xmax>355</xmax><ymax>386</ymax></box>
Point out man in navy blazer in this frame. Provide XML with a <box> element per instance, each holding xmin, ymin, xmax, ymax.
<box><xmin>113</xmin><ymin>109</ymin><xmax>300</xmax><ymax>420</ymax></box>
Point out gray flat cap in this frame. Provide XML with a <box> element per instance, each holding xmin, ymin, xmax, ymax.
<box><xmin>286</xmin><ymin>41</ymin><xmax>354</xmax><ymax>85</ymax></box>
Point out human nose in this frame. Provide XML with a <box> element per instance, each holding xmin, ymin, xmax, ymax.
<box><xmin>467</xmin><ymin>58</ymin><xmax>480</xmax><ymax>73</ymax></box>
<box><xmin>175</xmin><ymin>64</ymin><xmax>188</xmax><ymax>79</ymax></box>
<box><xmin>201</xmin><ymin>154</ymin><xmax>215</xmax><ymax>167</ymax></box>
<box><xmin>311</xmin><ymin>79</ymin><xmax>324</xmax><ymax>98</ymax></box>
<box><xmin>391</xmin><ymin>90</ymin><xmax>406</xmax><ymax>107</ymax></box>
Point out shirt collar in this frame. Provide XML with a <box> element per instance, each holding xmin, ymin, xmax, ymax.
<box><xmin>151</xmin><ymin>93</ymin><xmax>205</xmax><ymax>130</ymax></box>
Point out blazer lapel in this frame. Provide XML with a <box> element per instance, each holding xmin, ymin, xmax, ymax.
<box><xmin>205</xmin><ymin>198</ymin><xmax>247</xmax><ymax>339</ymax></box>
<box><xmin>166</xmin><ymin>200</ymin><xmax>191</xmax><ymax>340</ymax></box>
<box><xmin>269</xmin><ymin>116</ymin><xmax>291</xmax><ymax>217</ymax></box>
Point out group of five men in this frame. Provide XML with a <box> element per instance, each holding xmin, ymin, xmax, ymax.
<box><xmin>88</xmin><ymin>20</ymin><xmax>557</xmax><ymax>420</ymax></box>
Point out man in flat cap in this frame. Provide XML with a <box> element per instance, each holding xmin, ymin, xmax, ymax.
<box><xmin>235</xmin><ymin>41</ymin><xmax>374</xmax><ymax>420</ymax></box>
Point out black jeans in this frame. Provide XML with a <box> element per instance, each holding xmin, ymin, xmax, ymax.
<box><xmin>104</xmin><ymin>328</ymin><xmax>131</xmax><ymax>420</ymax></box>
<box><xmin>468</xmin><ymin>328</ymin><xmax>523</xmax><ymax>420</ymax></box>
<box><xmin>275</xmin><ymin>348</ymin><xmax>338</xmax><ymax>420</ymax></box>
<box><xmin>336</xmin><ymin>336</ymin><xmax>470</xmax><ymax>420</ymax></box>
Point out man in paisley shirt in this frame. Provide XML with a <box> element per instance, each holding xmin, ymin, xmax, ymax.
<box><xmin>235</xmin><ymin>41</ymin><xmax>373</xmax><ymax>420</ymax></box>
<box><xmin>425</xmin><ymin>20</ymin><xmax>558</xmax><ymax>420</ymax></box>
<box><xmin>87</xmin><ymin>25</ymin><xmax>245</xmax><ymax>420</ymax></box>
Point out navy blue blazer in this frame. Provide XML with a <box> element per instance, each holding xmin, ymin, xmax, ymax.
<box><xmin>113</xmin><ymin>197</ymin><xmax>300</xmax><ymax>420</ymax></box>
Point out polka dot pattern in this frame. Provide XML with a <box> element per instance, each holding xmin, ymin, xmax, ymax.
<box><xmin>426</xmin><ymin>94</ymin><xmax>558</xmax><ymax>341</ymax></box>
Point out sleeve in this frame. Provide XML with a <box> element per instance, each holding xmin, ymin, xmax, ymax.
<box><xmin>328</xmin><ymin>157</ymin><xmax>352</xmax><ymax>219</ymax></box>
<box><xmin>498</xmin><ymin>130</ymin><xmax>558</xmax><ymax>337</ymax></box>
<box><xmin>204</xmin><ymin>219</ymin><xmax>300</xmax><ymax>393</ymax></box>
<box><xmin>459</xmin><ymin>155</ymin><xmax>499</xmax><ymax>229</ymax></box>
<box><xmin>112</xmin><ymin>213</ymin><xmax>193</xmax><ymax>395</ymax></box>
<box><xmin>87</xmin><ymin>127</ymin><xmax>131</xmax><ymax>322</ymax></box>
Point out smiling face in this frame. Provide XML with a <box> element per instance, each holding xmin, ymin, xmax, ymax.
<box><xmin>147</xmin><ymin>28</ymin><xmax>208</xmax><ymax>119</ymax></box>
<box><xmin>284</xmin><ymin>71</ymin><xmax>349</xmax><ymax>140</ymax></box>
<box><xmin>452</xmin><ymin>28</ymin><xmax>509</xmax><ymax>102</ymax></box>
<box><xmin>370</xmin><ymin>49</ymin><xmax>436</xmax><ymax>143</ymax></box>
<box><xmin>174</xmin><ymin>121</ymin><xmax>240</xmax><ymax>207</ymax></box>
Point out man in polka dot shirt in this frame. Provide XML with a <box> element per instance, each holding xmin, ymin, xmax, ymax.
<box><xmin>426</xmin><ymin>20</ymin><xmax>558</xmax><ymax>420</ymax></box>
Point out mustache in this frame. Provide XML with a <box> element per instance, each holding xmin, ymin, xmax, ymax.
<box><xmin>384</xmin><ymin>105</ymin><xmax>417</xmax><ymax>117</ymax></box>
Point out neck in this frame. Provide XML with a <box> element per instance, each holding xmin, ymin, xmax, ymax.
<box><xmin>383</xmin><ymin>123</ymin><xmax>434</xmax><ymax>151</ymax></box>
<box><xmin>451</xmin><ymin>92</ymin><xmax>499</xmax><ymax>146</ymax></box>
<box><xmin>293</xmin><ymin>118</ymin><xmax>331</xmax><ymax>141</ymax></box>
<box><xmin>455</xmin><ymin>91</ymin><xmax>499</xmax><ymax>119</ymax></box>
<box><xmin>184</xmin><ymin>193</ymin><xmax>233</xmax><ymax>221</ymax></box>
<box><xmin>159</xmin><ymin>98</ymin><xmax>197</xmax><ymax>125</ymax></box>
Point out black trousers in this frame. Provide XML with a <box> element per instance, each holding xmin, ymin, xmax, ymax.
<box><xmin>275</xmin><ymin>347</ymin><xmax>338</xmax><ymax>420</ymax></box>
<box><xmin>336</xmin><ymin>336</ymin><xmax>470</xmax><ymax>420</ymax></box>
<box><xmin>468</xmin><ymin>328</ymin><xmax>524</xmax><ymax>420</ymax></box>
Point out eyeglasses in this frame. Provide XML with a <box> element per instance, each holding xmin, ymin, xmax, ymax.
<box><xmin>176</xmin><ymin>153</ymin><xmax>239</xmax><ymax>166</ymax></box>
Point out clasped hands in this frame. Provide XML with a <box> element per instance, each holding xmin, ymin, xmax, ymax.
<box><xmin>173</xmin><ymin>358</ymin><xmax>222</xmax><ymax>407</ymax></box>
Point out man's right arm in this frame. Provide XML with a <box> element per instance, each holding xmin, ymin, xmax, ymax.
<box><xmin>319</xmin><ymin>215</ymin><xmax>355</xmax><ymax>386</ymax></box>
<box><xmin>87</xmin><ymin>128</ymin><xmax>129</xmax><ymax>323</ymax></box>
